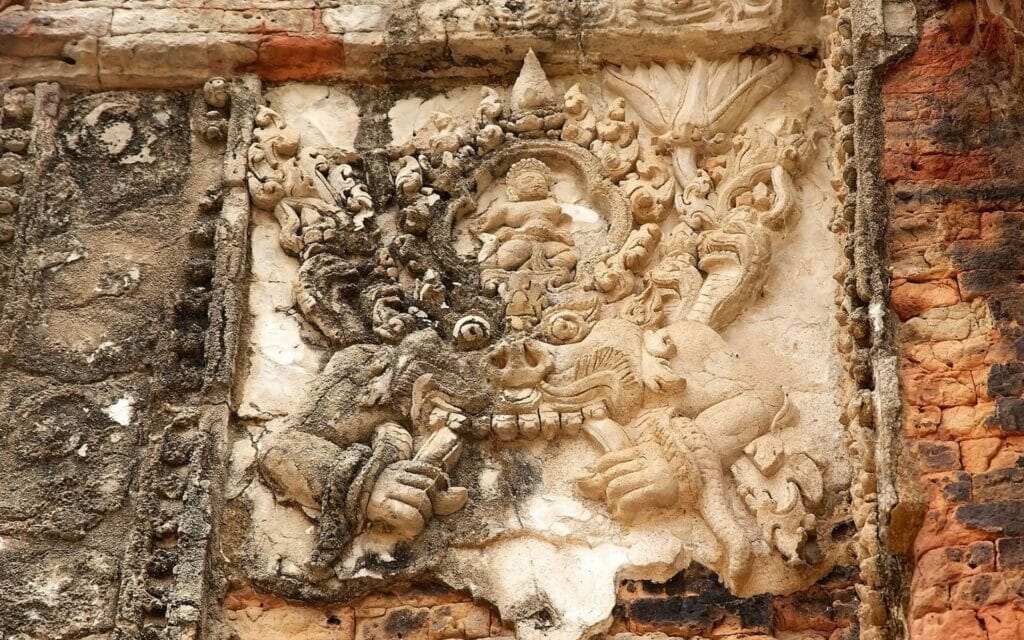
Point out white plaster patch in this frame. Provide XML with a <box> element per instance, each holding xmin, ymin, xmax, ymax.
<box><xmin>99</xmin><ymin>121</ymin><xmax>132</xmax><ymax>155</ymax></box>
<box><xmin>389</xmin><ymin>86</ymin><xmax>498</xmax><ymax>148</ymax></box>
<box><xmin>263</xmin><ymin>84</ymin><xmax>360</xmax><ymax>150</ymax></box>
<box><xmin>102</xmin><ymin>395</ymin><xmax>134</xmax><ymax>426</ymax></box>
<box><xmin>237</xmin><ymin>209</ymin><xmax>326</xmax><ymax>420</ymax></box>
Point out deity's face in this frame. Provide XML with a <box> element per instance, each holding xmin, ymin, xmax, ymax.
<box><xmin>509</xmin><ymin>170</ymin><xmax>551</xmax><ymax>201</ymax></box>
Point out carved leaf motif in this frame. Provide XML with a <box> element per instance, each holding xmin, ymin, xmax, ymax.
<box><xmin>622</xmin><ymin>147</ymin><xmax>676</xmax><ymax>223</ymax></box>
<box><xmin>604</xmin><ymin>55</ymin><xmax>793</xmax><ymax>136</ymax></box>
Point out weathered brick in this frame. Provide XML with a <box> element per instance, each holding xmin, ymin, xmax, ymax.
<box><xmin>910</xmin><ymin>609</ymin><xmax>986</xmax><ymax>640</ymax></box>
<box><xmin>996</xmin><ymin>537</ymin><xmax>1024</xmax><ymax>569</ymax></box>
<box><xmin>961</xmin><ymin>437</ymin><xmax>1002</xmax><ymax>472</ymax></box>
<box><xmin>973</xmin><ymin>468</ymin><xmax>1024</xmax><ymax>502</ymax></box>
<box><xmin>904</xmin><ymin>369</ymin><xmax>978</xmax><ymax>407</ymax></box>
<box><xmin>355</xmin><ymin>607</ymin><xmax>429</xmax><ymax>640</ymax></box>
<box><xmin>940</xmin><ymin>403</ymin><xmax>998</xmax><ymax>439</ymax></box>
<box><xmin>892</xmin><ymin>279</ymin><xmax>961</xmax><ymax>320</ymax></box>
<box><xmin>905</xmin><ymin>335</ymin><xmax>989</xmax><ymax>373</ymax></box>
<box><xmin>979</xmin><ymin>601</ymin><xmax>1024</xmax><ymax>640</ymax></box>
<box><xmin>959</xmin><ymin>269</ymin><xmax>1024</xmax><ymax>300</ymax></box>
<box><xmin>983</xmin><ymin>362</ymin><xmax>1024</xmax><ymax>397</ymax></box>
<box><xmin>914</xmin><ymin>440</ymin><xmax>963</xmax><ymax>473</ymax></box>
<box><xmin>907</xmin><ymin>405</ymin><xmax>942</xmax><ymax>438</ymax></box>
<box><xmin>921</xmin><ymin>471</ymin><xmax>972</xmax><ymax>506</ymax></box>
<box><xmin>950</xmin><ymin>238</ymin><xmax>1024</xmax><ymax>272</ymax></box>
<box><xmin>992</xmin><ymin>397</ymin><xmax>1024</xmax><ymax>431</ymax></box>
<box><xmin>891</xmin><ymin>245</ymin><xmax>956</xmax><ymax>281</ymax></box>
<box><xmin>909</xmin><ymin>584</ymin><xmax>950</xmax><ymax>619</ymax></box>
<box><xmin>916</xmin><ymin>507</ymin><xmax>995</xmax><ymax>559</ymax></box>
<box><xmin>914</xmin><ymin>542</ymin><xmax>995</xmax><ymax>588</ymax></box>
<box><xmin>626</xmin><ymin>596</ymin><xmax>715</xmax><ymax>636</ymax></box>
<box><xmin>958</xmin><ymin>500</ymin><xmax>1024</xmax><ymax>535</ymax></box>
<box><xmin>425</xmin><ymin>603</ymin><xmax>491</xmax><ymax>640</ymax></box>
<box><xmin>950</xmin><ymin>571</ymin><xmax>1024</xmax><ymax>609</ymax></box>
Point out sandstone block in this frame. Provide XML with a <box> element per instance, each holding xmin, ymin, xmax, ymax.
<box><xmin>111</xmin><ymin>8</ymin><xmax>225</xmax><ymax>35</ymax></box>
<box><xmin>322</xmin><ymin>5</ymin><xmax>389</xmax><ymax>33</ymax></box>
<box><xmin>233</xmin><ymin>9</ymin><xmax>314</xmax><ymax>32</ymax></box>
<box><xmin>0</xmin><ymin>7</ymin><xmax>111</xmax><ymax>57</ymax></box>
<box><xmin>97</xmin><ymin>33</ymin><xmax>258</xmax><ymax>88</ymax></box>
<box><xmin>247</xmin><ymin>34</ymin><xmax>346</xmax><ymax>82</ymax></box>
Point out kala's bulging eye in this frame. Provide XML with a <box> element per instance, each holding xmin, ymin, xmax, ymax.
<box><xmin>454</xmin><ymin>315</ymin><xmax>491</xmax><ymax>350</ymax></box>
<box><xmin>539</xmin><ymin>310</ymin><xmax>592</xmax><ymax>345</ymax></box>
<box><xmin>550</xmin><ymin>316</ymin><xmax>579</xmax><ymax>342</ymax></box>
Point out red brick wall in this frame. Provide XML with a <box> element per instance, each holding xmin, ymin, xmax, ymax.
<box><xmin>884</xmin><ymin>0</ymin><xmax>1024</xmax><ymax>636</ymax></box>
<box><xmin>225</xmin><ymin>566</ymin><xmax>859</xmax><ymax>640</ymax></box>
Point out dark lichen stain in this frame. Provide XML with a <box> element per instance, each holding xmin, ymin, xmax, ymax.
<box><xmin>383</xmin><ymin>607</ymin><xmax>429</xmax><ymax>637</ymax></box>
<box><xmin>56</xmin><ymin>92</ymin><xmax>191</xmax><ymax>218</ymax></box>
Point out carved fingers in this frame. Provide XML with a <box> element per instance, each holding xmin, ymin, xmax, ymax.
<box><xmin>578</xmin><ymin>443</ymin><xmax>679</xmax><ymax>522</ymax></box>
<box><xmin>365</xmin><ymin>460</ymin><xmax>465</xmax><ymax>539</ymax></box>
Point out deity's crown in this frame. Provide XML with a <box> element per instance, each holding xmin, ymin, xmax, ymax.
<box><xmin>506</xmin><ymin>158</ymin><xmax>552</xmax><ymax>186</ymax></box>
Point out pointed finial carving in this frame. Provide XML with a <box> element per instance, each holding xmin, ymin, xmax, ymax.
<box><xmin>510</xmin><ymin>49</ymin><xmax>556</xmax><ymax>114</ymax></box>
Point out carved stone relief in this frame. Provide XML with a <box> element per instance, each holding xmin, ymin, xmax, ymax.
<box><xmin>229</xmin><ymin>49</ymin><xmax>844</xmax><ymax>639</ymax></box>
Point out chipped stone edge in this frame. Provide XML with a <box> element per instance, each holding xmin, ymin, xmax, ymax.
<box><xmin>0</xmin><ymin>82</ymin><xmax>61</xmax><ymax>357</ymax></box>
<box><xmin>843</xmin><ymin>0</ymin><xmax>922</xmax><ymax>636</ymax></box>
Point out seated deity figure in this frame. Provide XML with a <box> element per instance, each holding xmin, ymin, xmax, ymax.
<box><xmin>472</xmin><ymin>158</ymin><xmax>577</xmax><ymax>285</ymax></box>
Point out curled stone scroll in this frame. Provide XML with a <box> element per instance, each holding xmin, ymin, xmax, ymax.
<box><xmin>235</xmin><ymin>49</ymin><xmax>845</xmax><ymax>640</ymax></box>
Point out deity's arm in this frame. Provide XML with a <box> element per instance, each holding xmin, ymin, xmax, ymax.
<box><xmin>645</xmin><ymin>320</ymin><xmax>785</xmax><ymax>459</ymax></box>
<box><xmin>689</xmin><ymin>388</ymin><xmax>783</xmax><ymax>463</ymax></box>
<box><xmin>257</xmin><ymin>343</ymin><xmax>418</xmax><ymax>565</ymax></box>
<box><xmin>473</xmin><ymin>202</ymin><xmax>509</xmax><ymax>233</ymax></box>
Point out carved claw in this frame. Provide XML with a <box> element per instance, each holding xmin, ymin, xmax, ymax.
<box><xmin>575</xmin><ymin>471</ymin><xmax>607</xmax><ymax>502</ymax></box>
<box><xmin>432</xmin><ymin>486</ymin><xmax>469</xmax><ymax>516</ymax></box>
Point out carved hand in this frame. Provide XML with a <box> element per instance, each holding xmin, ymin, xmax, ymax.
<box><xmin>365</xmin><ymin>459</ymin><xmax>458</xmax><ymax>539</ymax></box>
<box><xmin>579</xmin><ymin>442</ymin><xmax>679</xmax><ymax>522</ymax></box>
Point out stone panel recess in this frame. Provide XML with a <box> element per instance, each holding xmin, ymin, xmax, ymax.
<box><xmin>0</xmin><ymin>0</ymin><xmax>984</xmax><ymax>639</ymax></box>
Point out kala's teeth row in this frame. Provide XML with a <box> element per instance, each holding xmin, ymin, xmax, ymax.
<box><xmin>426</xmin><ymin>407</ymin><xmax>586</xmax><ymax>441</ymax></box>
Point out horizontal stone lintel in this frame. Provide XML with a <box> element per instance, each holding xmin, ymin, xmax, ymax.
<box><xmin>0</xmin><ymin>1</ymin><xmax>821</xmax><ymax>88</ymax></box>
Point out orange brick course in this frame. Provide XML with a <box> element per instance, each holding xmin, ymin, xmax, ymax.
<box><xmin>883</xmin><ymin>0</ymin><xmax>1024</xmax><ymax>636</ymax></box>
